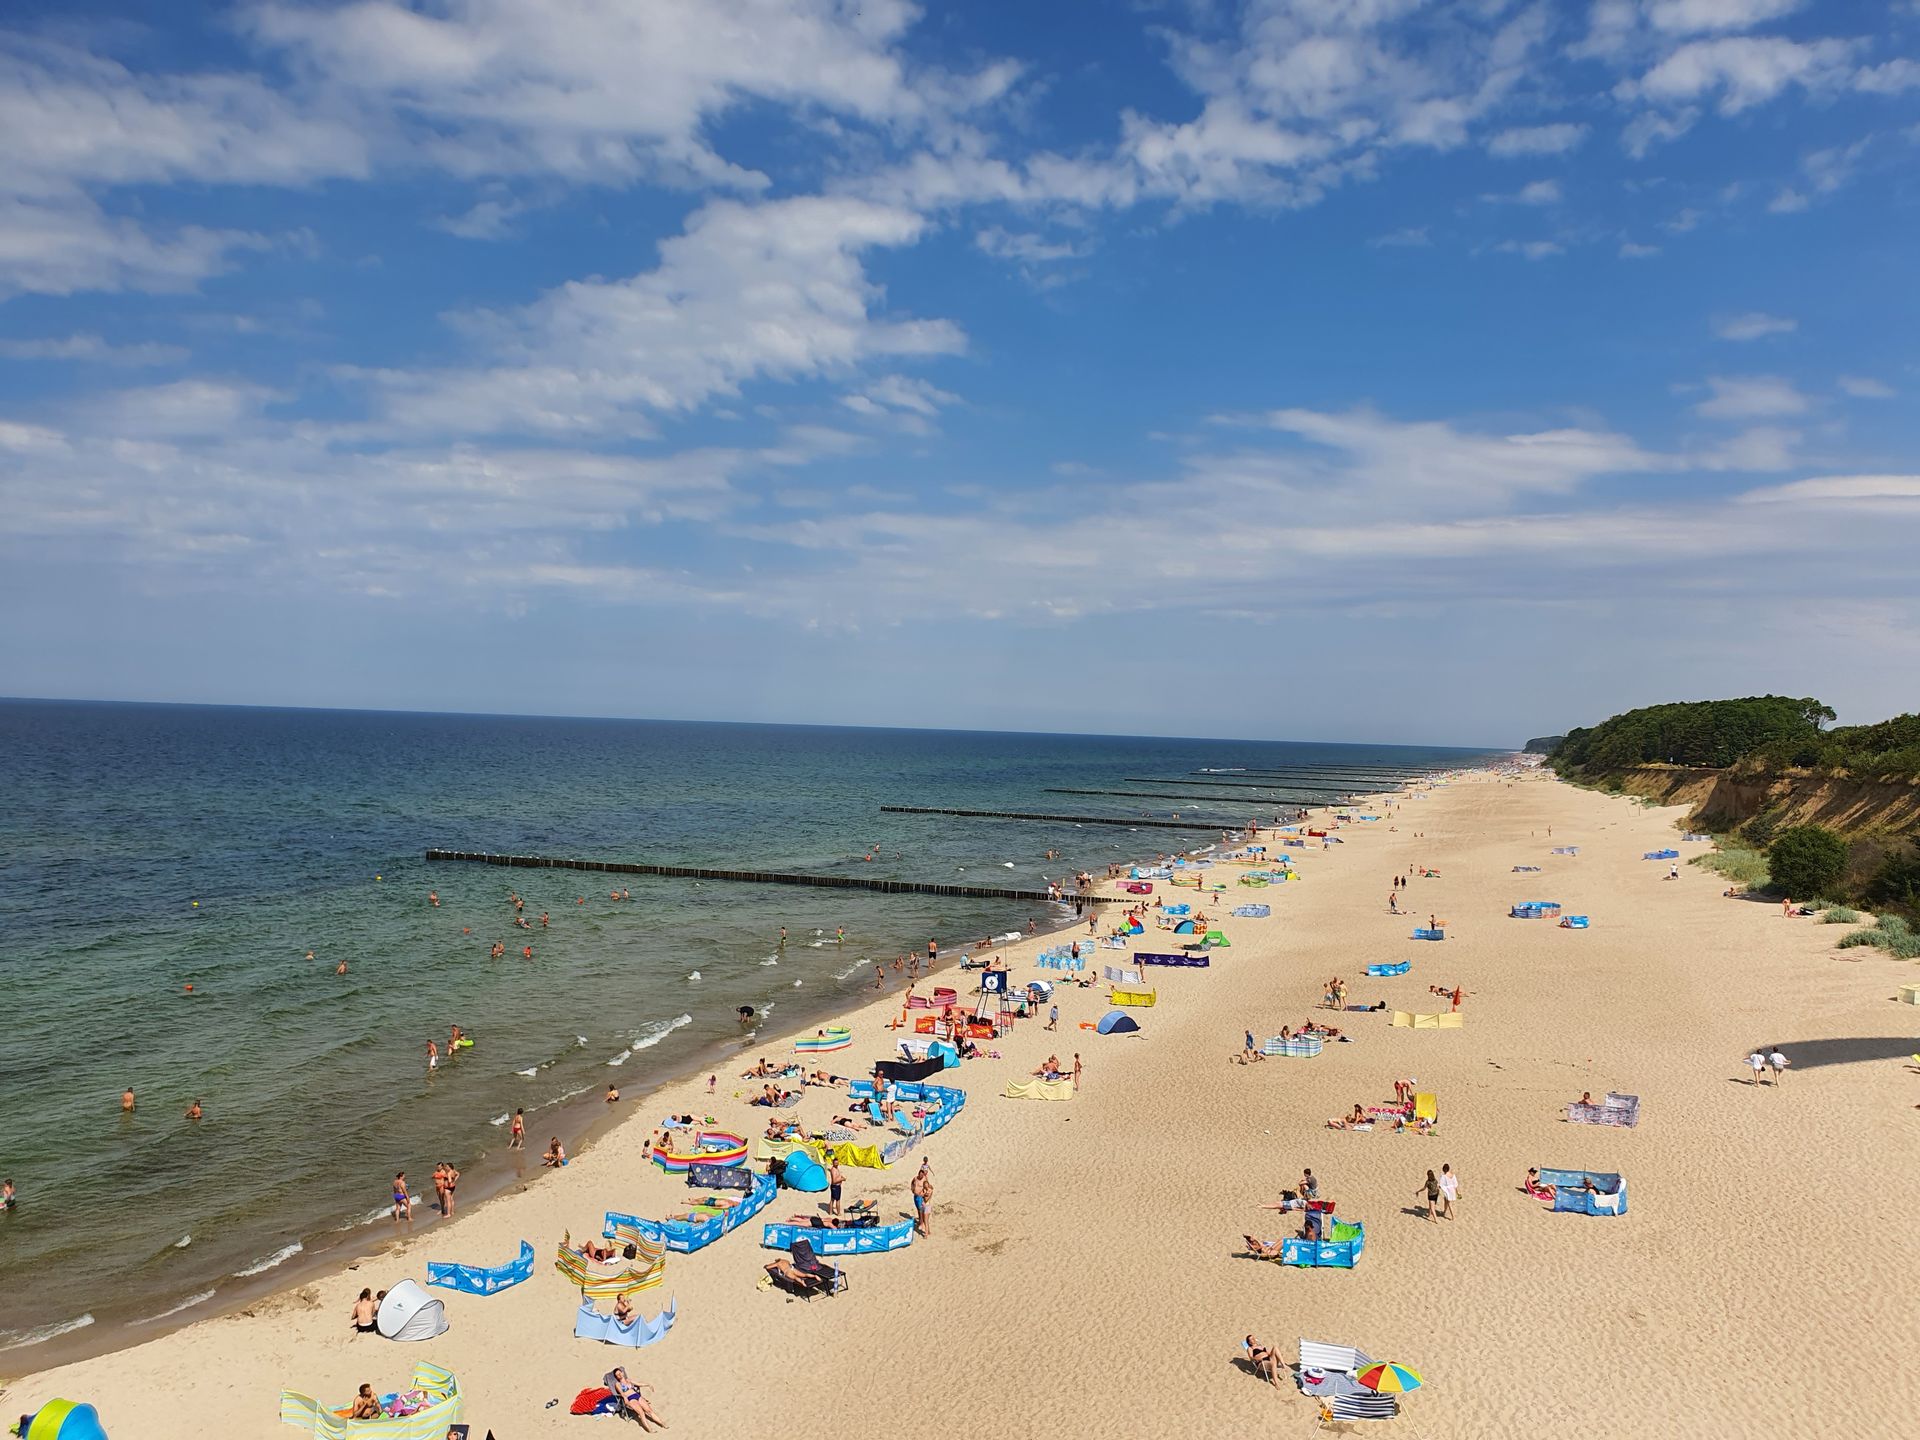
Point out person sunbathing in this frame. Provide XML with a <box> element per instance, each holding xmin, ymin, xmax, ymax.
<box><xmin>1242</xmin><ymin>1235</ymin><xmax>1284</xmax><ymax>1260</ymax></box>
<box><xmin>805</xmin><ymin>1071</ymin><xmax>846</xmax><ymax>1087</ymax></box>
<box><xmin>605</xmin><ymin>1366</ymin><xmax>666</xmax><ymax>1431</ymax></box>
<box><xmin>1032</xmin><ymin>1055</ymin><xmax>1062</xmax><ymax>1076</ymax></box>
<box><xmin>1326</xmin><ymin>1104</ymin><xmax>1368</xmax><ymax>1130</ymax></box>
<box><xmin>1243</xmin><ymin>1336</ymin><xmax>1283</xmax><ymax>1389</ymax></box>
<box><xmin>764</xmin><ymin>1256</ymin><xmax>821</xmax><ymax>1291</ymax></box>
<box><xmin>1257</xmin><ymin>1191</ymin><xmax>1304</xmax><ymax>1212</ymax></box>
<box><xmin>830</xmin><ymin>1113</ymin><xmax>870</xmax><ymax>1130</ymax></box>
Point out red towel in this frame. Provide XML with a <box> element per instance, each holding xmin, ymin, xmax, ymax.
<box><xmin>571</xmin><ymin>1387</ymin><xmax>614</xmax><ymax>1415</ymax></box>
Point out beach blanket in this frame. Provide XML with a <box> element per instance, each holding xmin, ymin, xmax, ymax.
<box><xmin>1005</xmin><ymin>1079</ymin><xmax>1074</xmax><ymax>1100</ymax></box>
<box><xmin>1389</xmin><ymin>1011</ymin><xmax>1463</xmax><ymax>1029</ymax></box>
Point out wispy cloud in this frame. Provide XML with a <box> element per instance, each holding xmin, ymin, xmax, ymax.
<box><xmin>1713</xmin><ymin>311</ymin><xmax>1796</xmax><ymax>341</ymax></box>
<box><xmin>1693</xmin><ymin>374</ymin><xmax>1810</xmax><ymax>419</ymax></box>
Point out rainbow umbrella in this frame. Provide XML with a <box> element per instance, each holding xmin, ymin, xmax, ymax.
<box><xmin>1355</xmin><ymin>1362</ymin><xmax>1423</xmax><ymax>1394</ymax></box>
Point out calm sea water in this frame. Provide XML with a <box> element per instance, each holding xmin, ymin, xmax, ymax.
<box><xmin>0</xmin><ymin>700</ymin><xmax>1493</xmax><ymax>1355</ymax></box>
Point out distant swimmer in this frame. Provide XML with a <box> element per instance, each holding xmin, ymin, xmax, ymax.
<box><xmin>304</xmin><ymin>950</ymin><xmax>315</xmax><ymax>962</ymax></box>
<box><xmin>737</xmin><ymin>1006</ymin><xmax>756</xmax><ymax>1026</ymax></box>
<box><xmin>449</xmin><ymin>1023</ymin><xmax>464</xmax><ymax>1052</ymax></box>
<box><xmin>540</xmin><ymin>912</ymin><xmax>549</xmax><ymax>928</ymax></box>
<box><xmin>336</xmin><ymin>959</ymin><xmax>348</xmax><ymax>974</ymax></box>
<box><xmin>426</xmin><ymin>1038</ymin><xmax>439</xmax><ymax>1073</ymax></box>
<box><xmin>122</xmin><ymin>1087</ymin><xmax>136</xmax><ymax>1112</ymax></box>
<box><xmin>184</xmin><ymin>1099</ymin><xmax>203</xmax><ymax>1120</ymax></box>
<box><xmin>779</xmin><ymin>927</ymin><xmax>788</xmax><ymax>945</ymax></box>
<box><xmin>428</xmin><ymin>891</ymin><xmax>440</xmax><ymax>907</ymax></box>
<box><xmin>836</xmin><ymin>927</ymin><xmax>845</xmax><ymax>945</ymax></box>
<box><xmin>462</xmin><ymin>926</ymin><xmax>471</xmax><ymax>935</ymax></box>
<box><xmin>1</xmin><ymin>1178</ymin><xmax>14</xmax><ymax>1212</ymax></box>
<box><xmin>522</xmin><ymin>945</ymin><xmax>533</xmax><ymax>959</ymax></box>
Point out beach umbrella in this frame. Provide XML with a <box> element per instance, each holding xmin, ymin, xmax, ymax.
<box><xmin>1354</xmin><ymin>1361</ymin><xmax>1422</xmax><ymax>1394</ymax></box>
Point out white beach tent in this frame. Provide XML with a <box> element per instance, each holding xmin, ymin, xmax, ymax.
<box><xmin>375</xmin><ymin>1279</ymin><xmax>449</xmax><ymax>1341</ymax></box>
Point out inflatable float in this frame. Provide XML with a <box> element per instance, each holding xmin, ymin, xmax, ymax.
<box><xmin>649</xmin><ymin>1130</ymin><xmax>748</xmax><ymax>1172</ymax></box>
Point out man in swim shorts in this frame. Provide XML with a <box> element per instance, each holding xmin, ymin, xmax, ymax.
<box><xmin>828</xmin><ymin>1157</ymin><xmax>844</xmax><ymax>1218</ymax></box>
<box><xmin>911</xmin><ymin>1159</ymin><xmax>933</xmax><ymax>1236</ymax></box>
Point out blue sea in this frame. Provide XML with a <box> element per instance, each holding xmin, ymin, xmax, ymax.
<box><xmin>0</xmin><ymin>699</ymin><xmax>1494</xmax><ymax>1359</ymax></box>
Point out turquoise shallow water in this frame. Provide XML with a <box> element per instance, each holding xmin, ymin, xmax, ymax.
<box><xmin>0</xmin><ymin>699</ymin><xmax>1493</xmax><ymax>1354</ymax></box>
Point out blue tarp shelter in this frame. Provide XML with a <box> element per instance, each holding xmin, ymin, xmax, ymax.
<box><xmin>1096</xmin><ymin>1011</ymin><xmax>1140</xmax><ymax>1035</ymax></box>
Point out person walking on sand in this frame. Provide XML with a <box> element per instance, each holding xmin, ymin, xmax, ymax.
<box><xmin>828</xmin><ymin>1157</ymin><xmax>845</xmax><ymax>1218</ymax></box>
<box><xmin>509</xmin><ymin>1107</ymin><xmax>525</xmax><ymax>1148</ymax></box>
<box><xmin>1072</xmin><ymin>1053</ymin><xmax>1082</xmax><ymax>1089</ymax></box>
<box><xmin>1768</xmin><ymin>1047</ymin><xmax>1789</xmax><ymax>1085</ymax></box>
<box><xmin>1438</xmin><ymin>1163</ymin><xmax>1458</xmax><ymax>1219</ymax></box>
<box><xmin>1747</xmin><ymin>1050</ymin><xmax>1768</xmax><ymax>1086</ymax></box>
<box><xmin>1417</xmin><ymin>1168</ymin><xmax>1440</xmax><ymax>1221</ymax></box>
<box><xmin>1047</xmin><ymin>1003</ymin><xmax>1058</xmax><ymax>1031</ymax></box>
<box><xmin>911</xmin><ymin>1159</ymin><xmax>933</xmax><ymax>1236</ymax></box>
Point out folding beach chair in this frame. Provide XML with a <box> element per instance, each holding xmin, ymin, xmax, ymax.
<box><xmin>1324</xmin><ymin>1392</ymin><xmax>1401</xmax><ymax>1422</ymax></box>
<box><xmin>791</xmin><ymin>1237</ymin><xmax>846</xmax><ymax>1296</ymax></box>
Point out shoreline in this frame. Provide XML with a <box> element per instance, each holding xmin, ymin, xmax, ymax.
<box><xmin>24</xmin><ymin>766</ymin><xmax>1902</xmax><ymax>1438</ymax></box>
<box><xmin>0</xmin><ymin>831</ymin><xmax>1229</xmax><ymax>1379</ymax></box>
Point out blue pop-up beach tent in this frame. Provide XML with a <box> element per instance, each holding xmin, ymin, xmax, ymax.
<box><xmin>1095</xmin><ymin>1011</ymin><xmax>1140</xmax><ymax>1035</ymax></box>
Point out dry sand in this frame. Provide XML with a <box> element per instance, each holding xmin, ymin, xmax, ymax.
<box><xmin>10</xmin><ymin>772</ymin><xmax>1919</xmax><ymax>1437</ymax></box>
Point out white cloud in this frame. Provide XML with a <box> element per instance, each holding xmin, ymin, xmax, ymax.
<box><xmin>1855</xmin><ymin>58</ymin><xmax>1920</xmax><ymax>95</ymax></box>
<box><xmin>1619</xmin><ymin>241</ymin><xmax>1662</xmax><ymax>258</ymax></box>
<box><xmin>432</xmin><ymin>198</ymin><xmax>528</xmax><ymax>240</ymax></box>
<box><xmin>0</xmin><ymin>195</ymin><xmax>269</xmax><ymax>299</ymax></box>
<box><xmin>1621</xmin><ymin>107</ymin><xmax>1698</xmax><ymax>156</ymax></box>
<box><xmin>1370</xmin><ymin>226</ymin><xmax>1431</xmax><ymax>247</ymax></box>
<box><xmin>1767</xmin><ymin>187</ymin><xmax>1809</xmax><ymax>213</ymax></box>
<box><xmin>246</xmin><ymin>0</ymin><xmax>1012</xmax><ymax>189</ymax></box>
<box><xmin>1486</xmin><ymin>123</ymin><xmax>1589</xmax><ymax>157</ymax></box>
<box><xmin>1624</xmin><ymin>36</ymin><xmax>1859</xmax><ymax>114</ymax></box>
<box><xmin>1837</xmin><ymin>376</ymin><xmax>1895</xmax><ymax>399</ymax></box>
<box><xmin>1740</xmin><ymin>474</ymin><xmax>1920</xmax><ymax>506</ymax></box>
<box><xmin>1645</xmin><ymin>0</ymin><xmax>1806</xmax><ymax>36</ymax></box>
<box><xmin>1694</xmin><ymin>374</ymin><xmax>1810</xmax><ymax>418</ymax></box>
<box><xmin>0</xmin><ymin>333</ymin><xmax>187</xmax><ymax>366</ymax></box>
<box><xmin>974</xmin><ymin>227</ymin><xmax>1088</xmax><ymax>263</ymax></box>
<box><xmin>1494</xmin><ymin>239</ymin><xmax>1565</xmax><ymax>259</ymax></box>
<box><xmin>360</xmin><ymin>195</ymin><xmax>962</xmax><ymax>439</ymax></box>
<box><xmin>1713</xmin><ymin>311</ymin><xmax>1795</xmax><ymax>341</ymax></box>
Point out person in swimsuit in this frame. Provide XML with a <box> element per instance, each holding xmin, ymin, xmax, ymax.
<box><xmin>350</xmin><ymin>1384</ymin><xmax>382</xmax><ymax>1419</ymax></box>
<box><xmin>1</xmin><ymin>1178</ymin><xmax>15</xmax><ymax>1212</ymax></box>
<box><xmin>827</xmin><ymin>1157</ymin><xmax>845</xmax><ymax>1218</ymax></box>
<box><xmin>184</xmin><ymin>1099</ymin><xmax>203</xmax><ymax>1120</ymax></box>
<box><xmin>442</xmin><ymin>1161</ymin><xmax>459</xmax><ymax>1216</ymax></box>
<box><xmin>350</xmin><ymin>1288</ymin><xmax>377</xmax><ymax>1334</ymax></box>
<box><xmin>911</xmin><ymin>1159</ymin><xmax>933</xmax><ymax>1236</ymax></box>
<box><xmin>1244</xmin><ymin>1336</ymin><xmax>1282</xmax><ymax>1388</ymax></box>
<box><xmin>509</xmin><ymin>1108</ymin><xmax>525</xmax><ymax>1148</ymax></box>
<box><xmin>392</xmin><ymin>1172</ymin><xmax>413</xmax><ymax>1222</ymax></box>
<box><xmin>122</xmin><ymin>1087</ymin><xmax>136</xmax><ymax>1112</ymax></box>
<box><xmin>543</xmin><ymin>1137</ymin><xmax>566</xmax><ymax>1167</ymax></box>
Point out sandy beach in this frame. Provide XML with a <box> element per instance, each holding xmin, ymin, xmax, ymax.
<box><xmin>10</xmin><ymin>769</ymin><xmax>1918</xmax><ymax>1437</ymax></box>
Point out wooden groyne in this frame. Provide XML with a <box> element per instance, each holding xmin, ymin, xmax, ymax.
<box><xmin>1126</xmin><ymin>776</ymin><xmax>1369</xmax><ymax>793</ymax></box>
<box><xmin>424</xmin><ymin>849</ymin><xmax>1132</xmax><ymax>904</ymax></box>
<box><xmin>879</xmin><ymin>806</ymin><xmax>1232</xmax><ymax>831</ymax></box>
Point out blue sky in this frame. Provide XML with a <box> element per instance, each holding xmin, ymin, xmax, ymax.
<box><xmin>2</xmin><ymin>0</ymin><xmax>1916</xmax><ymax>745</ymax></box>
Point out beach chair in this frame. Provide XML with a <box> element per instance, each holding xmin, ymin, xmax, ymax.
<box><xmin>790</xmin><ymin>1237</ymin><xmax>846</xmax><ymax>1296</ymax></box>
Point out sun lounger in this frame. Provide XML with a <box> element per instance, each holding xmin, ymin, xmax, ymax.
<box><xmin>1324</xmin><ymin>1392</ymin><xmax>1400</xmax><ymax>1422</ymax></box>
<box><xmin>790</xmin><ymin>1237</ymin><xmax>846</xmax><ymax>1293</ymax></box>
